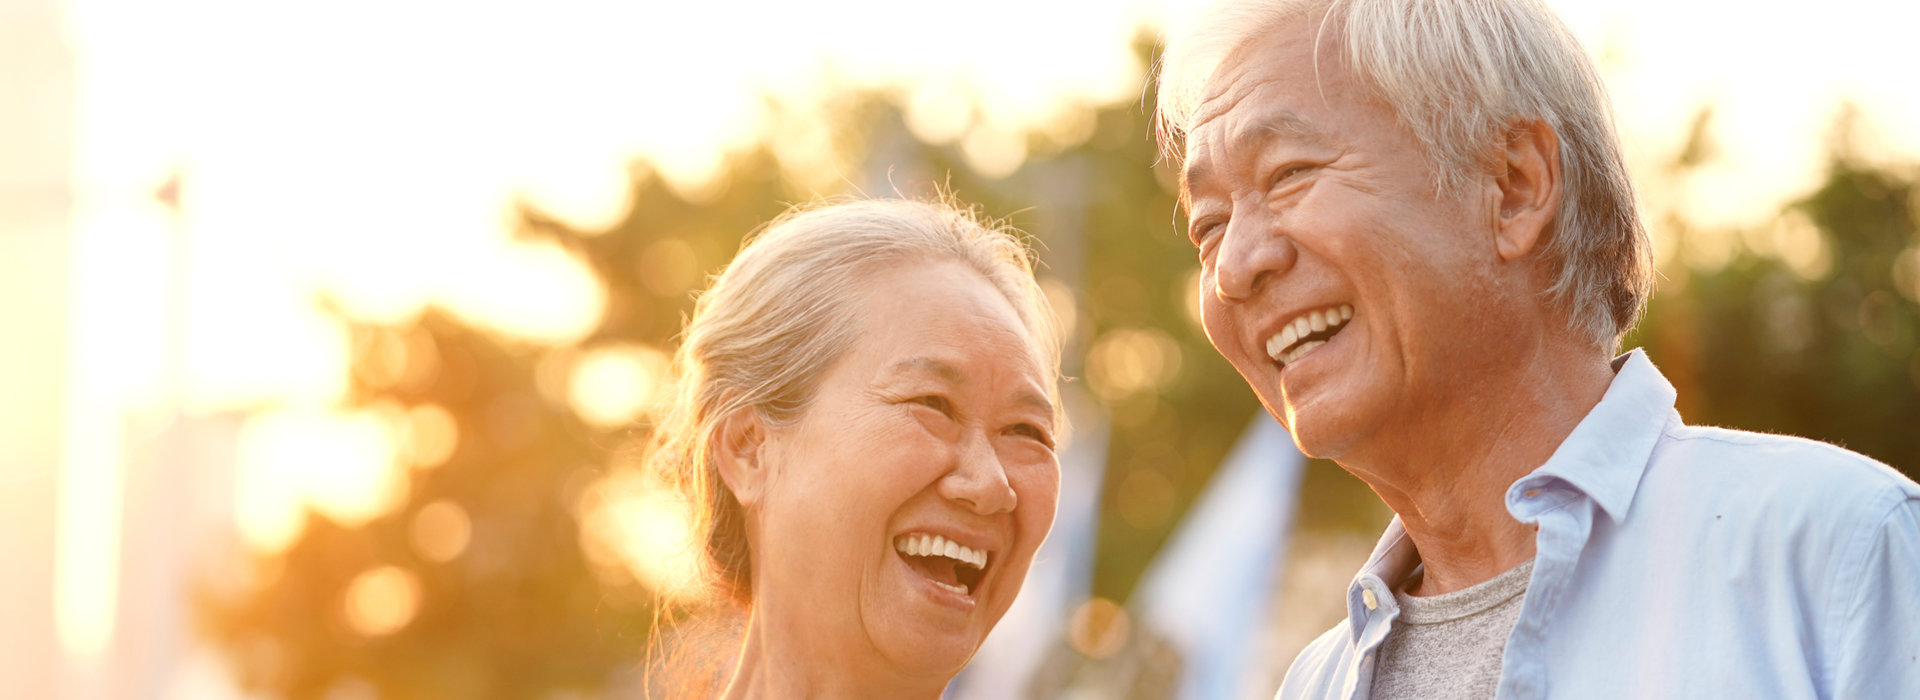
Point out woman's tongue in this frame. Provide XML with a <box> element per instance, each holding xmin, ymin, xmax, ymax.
<box><xmin>903</xmin><ymin>553</ymin><xmax>961</xmax><ymax>586</ymax></box>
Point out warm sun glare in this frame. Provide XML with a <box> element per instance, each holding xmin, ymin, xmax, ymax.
<box><xmin>37</xmin><ymin>0</ymin><xmax>1920</xmax><ymax>672</ymax></box>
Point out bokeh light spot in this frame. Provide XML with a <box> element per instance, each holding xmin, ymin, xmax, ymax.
<box><xmin>1087</xmin><ymin>328</ymin><xmax>1183</xmax><ymax>400</ymax></box>
<box><xmin>1038</xmin><ymin>276</ymin><xmax>1081</xmax><ymax>354</ymax></box>
<box><xmin>638</xmin><ymin>238</ymin><xmax>701</xmax><ymax>298</ymax></box>
<box><xmin>1891</xmin><ymin>247</ymin><xmax>1920</xmax><ymax>303</ymax></box>
<box><xmin>905</xmin><ymin>83</ymin><xmax>974</xmax><ymax>145</ymax></box>
<box><xmin>411</xmin><ymin>500</ymin><xmax>473</xmax><ymax>564</ymax></box>
<box><xmin>342</xmin><ymin>565</ymin><xmax>421</xmax><ymax>637</ymax></box>
<box><xmin>567</xmin><ymin>344</ymin><xmax>671</xmax><ymax>430</ymax></box>
<box><xmin>1772</xmin><ymin>210</ymin><xmax>1833</xmax><ymax>280</ymax></box>
<box><xmin>404</xmin><ymin>403</ymin><xmax>459</xmax><ymax>469</ymax></box>
<box><xmin>235</xmin><ymin>408</ymin><xmax>407</xmax><ymax>553</ymax></box>
<box><xmin>576</xmin><ymin>471</ymin><xmax>705</xmax><ymax>601</ymax></box>
<box><xmin>1068</xmin><ymin>596</ymin><xmax>1131</xmax><ymax>659</ymax></box>
<box><xmin>960</xmin><ymin>123</ymin><xmax>1028</xmax><ymax>179</ymax></box>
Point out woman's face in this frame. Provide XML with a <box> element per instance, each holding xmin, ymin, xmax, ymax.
<box><xmin>747</xmin><ymin>258</ymin><xmax>1060</xmax><ymax>684</ymax></box>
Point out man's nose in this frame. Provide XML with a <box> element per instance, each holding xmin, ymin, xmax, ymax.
<box><xmin>938</xmin><ymin>433</ymin><xmax>1017</xmax><ymax>516</ymax></box>
<box><xmin>1213</xmin><ymin>210</ymin><xmax>1297</xmax><ymax>301</ymax></box>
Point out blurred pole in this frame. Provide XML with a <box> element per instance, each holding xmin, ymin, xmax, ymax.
<box><xmin>1129</xmin><ymin>411</ymin><xmax>1305</xmax><ymax>700</ymax></box>
<box><xmin>0</xmin><ymin>0</ymin><xmax>75</xmax><ymax>697</ymax></box>
<box><xmin>54</xmin><ymin>188</ymin><xmax>129</xmax><ymax>699</ymax></box>
<box><xmin>104</xmin><ymin>170</ymin><xmax>213</xmax><ymax>699</ymax></box>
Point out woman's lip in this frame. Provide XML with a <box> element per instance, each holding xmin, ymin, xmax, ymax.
<box><xmin>893</xmin><ymin>547</ymin><xmax>978</xmax><ymax>612</ymax></box>
<box><xmin>891</xmin><ymin>527</ymin><xmax>996</xmax><ymax>557</ymax></box>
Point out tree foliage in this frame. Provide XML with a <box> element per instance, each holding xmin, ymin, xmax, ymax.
<box><xmin>198</xmin><ymin>50</ymin><xmax>1918</xmax><ymax>699</ymax></box>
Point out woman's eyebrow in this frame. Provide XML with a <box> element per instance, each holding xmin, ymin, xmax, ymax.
<box><xmin>880</xmin><ymin>357</ymin><xmax>1052</xmax><ymax>416</ymax></box>
<box><xmin>882</xmin><ymin>357</ymin><xmax>966</xmax><ymax>385</ymax></box>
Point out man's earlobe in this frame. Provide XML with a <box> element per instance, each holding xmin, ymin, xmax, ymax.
<box><xmin>1493</xmin><ymin>119</ymin><xmax>1563</xmax><ymax>262</ymax></box>
<box><xmin>714</xmin><ymin>407</ymin><xmax>770</xmax><ymax>508</ymax></box>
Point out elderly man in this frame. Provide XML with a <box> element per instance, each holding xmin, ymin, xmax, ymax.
<box><xmin>1154</xmin><ymin>0</ymin><xmax>1920</xmax><ymax>697</ymax></box>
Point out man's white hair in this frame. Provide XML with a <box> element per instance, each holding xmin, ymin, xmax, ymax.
<box><xmin>1156</xmin><ymin>0</ymin><xmax>1654</xmax><ymax>350</ymax></box>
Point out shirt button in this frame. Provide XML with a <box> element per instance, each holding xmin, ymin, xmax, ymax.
<box><xmin>1362</xmin><ymin>589</ymin><xmax>1379</xmax><ymax>610</ymax></box>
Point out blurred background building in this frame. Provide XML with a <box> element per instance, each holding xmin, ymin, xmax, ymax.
<box><xmin>5</xmin><ymin>0</ymin><xmax>1920</xmax><ymax>698</ymax></box>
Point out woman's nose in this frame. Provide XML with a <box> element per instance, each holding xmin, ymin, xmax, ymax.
<box><xmin>938</xmin><ymin>433</ymin><xmax>1017</xmax><ymax>516</ymax></box>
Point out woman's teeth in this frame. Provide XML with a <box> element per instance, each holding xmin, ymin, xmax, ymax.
<box><xmin>894</xmin><ymin>533</ymin><xmax>988</xmax><ymax>569</ymax></box>
<box><xmin>931</xmin><ymin>580</ymin><xmax>969</xmax><ymax>596</ymax></box>
<box><xmin>1266</xmin><ymin>304</ymin><xmax>1353</xmax><ymax>365</ymax></box>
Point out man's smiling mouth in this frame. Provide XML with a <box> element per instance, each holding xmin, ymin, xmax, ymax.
<box><xmin>1266</xmin><ymin>304</ymin><xmax>1354</xmax><ymax>366</ymax></box>
<box><xmin>894</xmin><ymin>534</ymin><xmax>988</xmax><ymax>597</ymax></box>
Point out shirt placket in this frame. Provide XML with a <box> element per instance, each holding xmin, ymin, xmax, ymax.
<box><xmin>1499</xmin><ymin>478</ymin><xmax>1596</xmax><ymax>700</ymax></box>
<box><xmin>1341</xmin><ymin>575</ymin><xmax>1401</xmax><ymax>699</ymax></box>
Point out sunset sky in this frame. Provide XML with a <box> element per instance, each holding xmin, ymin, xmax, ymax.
<box><xmin>31</xmin><ymin>0</ymin><xmax>1920</xmax><ymax>664</ymax></box>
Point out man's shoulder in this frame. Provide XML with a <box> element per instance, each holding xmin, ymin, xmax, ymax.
<box><xmin>1274</xmin><ymin>621</ymin><xmax>1356</xmax><ymax>700</ymax></box>
<box><xmin>1647</xmin><ymin>421</ymin><xmax>1918</xmax><ymax>520</ymax></box>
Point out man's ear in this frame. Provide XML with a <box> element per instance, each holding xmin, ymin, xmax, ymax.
<box><xmin>1492</xmin><ymin>119</ymin><xmax>1563</xmax><ymax>262</ymax></box>
<box><xmin>714</xmin><ymin>407</ymin><xmax>771</xmax><ymax>509</ymax></box>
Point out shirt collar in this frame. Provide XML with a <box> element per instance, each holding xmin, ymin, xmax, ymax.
<box><xmin>1512</xmin><ymin>348</ymin><xmax>1678</xmax><ymax>526</ymax></box>
<box><xmin>1345</xmin><ymin>516</ymin><xmax>1419</xmax><ymax>639</ymax></box>
<box><xmin>1344</xmin><ymin>349</ymin><xmax>1679</xmax><ymax>636</ymax></box>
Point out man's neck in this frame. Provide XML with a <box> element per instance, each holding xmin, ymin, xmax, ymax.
<box><xmin>1345</xmin><ymin>341</ymin><xmax>1615</xmax><ymax>597</ymax></box>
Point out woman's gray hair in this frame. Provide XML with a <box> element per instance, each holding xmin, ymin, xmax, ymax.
<box><xmin>1156</xmin><ymin>0</ymin><xmax>1654</xmax><ymax>350</ymax></box>
<box><xmin>648</xmin><ymin>197</ymin><xmax>1062</xmax><ymax>603</ymax></box>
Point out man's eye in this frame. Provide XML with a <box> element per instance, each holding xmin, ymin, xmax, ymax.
<box><xmin>911</xmin><ymin>395</ymin><xmax>954</xmax><ymax>416</ymax></box>
<box><xmin>1189</xmin><ymin>218</ymin><xmax>1224</xmax><ymax>247</ymax></box>
<box><xmin>1271</xmin><ymin>163</ymin><xmax>1312</xmax><ymax>187</ymax></box>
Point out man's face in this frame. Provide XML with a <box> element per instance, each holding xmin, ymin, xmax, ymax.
<box><xmin>1181</xmin><ymin>19</ymin><xmax>1512</xmax><ymax>461</ymax></box>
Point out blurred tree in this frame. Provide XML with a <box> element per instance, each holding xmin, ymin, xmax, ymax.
<box><xmin>196</xmin><ymin>46</ymin><xmax>1918</xmax><ymax>700</ymax></box>
<box><xmin>1633</xmin><ymin>148</ymin><xmax>1920</xmax><ymax>479</ymax></box>
<box><xmin>193</xmin><ymin>149</ymin><xmax>804</xmax><ymax>698</ymax></box>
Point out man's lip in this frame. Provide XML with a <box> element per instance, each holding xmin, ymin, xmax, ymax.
<box><xmin>1254</xmin><ymin>302</ymin><xmax>1353</xmax><ymax>357</ymax></box>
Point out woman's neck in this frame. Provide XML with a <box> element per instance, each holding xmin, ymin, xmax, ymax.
<box><xmin>717</xmin><ymin>609</ymin><xmax>946</xmax><ymax>700</ymax></box>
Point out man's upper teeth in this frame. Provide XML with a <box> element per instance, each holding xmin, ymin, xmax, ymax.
<box><xmin>1266</xmin><ymin>304</ymin><xmax>1354</xmax><ymax>363</ymax></box>
<box><xmin>894</xmin><ymin>533</ymin><xmax>988</xmax><ymax>569</ymax></box>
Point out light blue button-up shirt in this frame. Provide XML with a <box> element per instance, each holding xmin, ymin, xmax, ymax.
<box><xmin>1278</xmin><ymin>350</ymin><xmax>1920</xmax><ymax>699</ymax></box>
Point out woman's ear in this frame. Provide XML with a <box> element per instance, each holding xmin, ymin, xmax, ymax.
<box><xmin>714</xmin><ymin>407</ymin><xmax>771</xmax><ymax>508</ymax></box>
<box><xmin>1493</xmin><ymin>119</ymin><xmax>1563</xmax><ymax>262</ymax></box>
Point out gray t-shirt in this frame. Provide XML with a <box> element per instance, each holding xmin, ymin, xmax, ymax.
<box><xmin>1370</xmin><ymin>560</ymin><xmax>1534</xmax><ymax>700</ymax></box>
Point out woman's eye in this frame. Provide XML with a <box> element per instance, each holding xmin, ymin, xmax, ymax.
<box><xmin>1007</xmin><ymin>423</ymin><xmax>1055</xmax><ymax>450</ymax></box>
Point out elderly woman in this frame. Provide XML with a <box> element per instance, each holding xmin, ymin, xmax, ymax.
<box><xmin>648</xmin><ymin>198</ymin><xmax>1064</xmax><ymax>698</ymax></box>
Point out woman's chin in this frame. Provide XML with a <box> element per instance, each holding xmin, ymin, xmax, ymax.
<box><xmin>872</xmin><ymin>632</ymin><xmax>978</xmax><ymax>683</ymax></box>
<box><xmin>864</xmin><ymin>587</ymin><xmax>995</xmax><ymax>682</ymax></box>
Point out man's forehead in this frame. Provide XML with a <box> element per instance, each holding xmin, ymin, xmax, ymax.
<box><xmin>1178</xmin><ymin>26</ymin><xmax>1340</xmax><ymax>201</ymax></box>
<box><xmin>1180</xmin><ymin>105</ymin><xmax>1334</xmax><ymax>204</ymax></box>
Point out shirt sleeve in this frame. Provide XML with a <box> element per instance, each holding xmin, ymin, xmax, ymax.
<box><xmin>1828</xmin><ymin>494</ymin><xmax>1920</xmax><ymax>697</ymax></box>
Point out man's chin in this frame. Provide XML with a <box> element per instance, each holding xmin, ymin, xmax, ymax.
<box><xmin>1278</xmin><ymin>406</ymin><xmax>1361</xmax><ymax>461</ymax></box>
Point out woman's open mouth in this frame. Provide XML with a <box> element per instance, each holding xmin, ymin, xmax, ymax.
<box><xmin>893</xmin><ymin>534</ymin><xmax>988</xmax><ymax>598</ymax></box>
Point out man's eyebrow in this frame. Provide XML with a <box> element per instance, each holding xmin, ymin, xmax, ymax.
<box><xmin>1180</xmin><ymin>158</ymin><xmax>1213</xmax><ymax>213</ymax></box>
<box><xmin>1181</xmin><ymin>110</ymin><xmax>1334</xmax><ymax>210</ymax></box>
<box><xmin>1251</xmin><ymin>111</ymin><xmax>1332</xmax><ymax>148</ymax></box>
